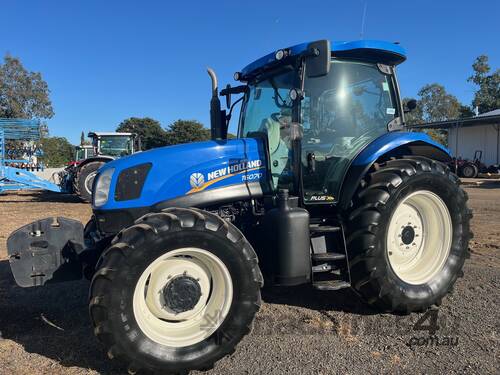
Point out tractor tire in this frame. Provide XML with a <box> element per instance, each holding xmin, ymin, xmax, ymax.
<box><xmin>460</xmin><ymin>163</ymin><xmax>478</xmax><ymax>178</ymax></box>
<box><xmin>346</xmin><ymin>156</ymin><xmax>472</xmax><ymax>313</ymax></box>
<box><xmin>89</xmin><ymin>208</ymin><xmax>263</xmax><ymax>374</ymax></box>
<box><xmin>75</xmin><ymin>161</ymin><xmax>105</xmax><ymax>202</ymax></box>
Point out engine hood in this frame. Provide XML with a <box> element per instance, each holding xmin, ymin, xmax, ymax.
<box><xmin>94</xmin><ymin>138</ymin><xmax>268</xmax><ymax>210</ymax></box>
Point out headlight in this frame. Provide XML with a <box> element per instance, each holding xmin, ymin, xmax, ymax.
<box><xmin>93</xmin><ymin>168</ymin><xmax>114</xmax><ymax>207</ymax></box>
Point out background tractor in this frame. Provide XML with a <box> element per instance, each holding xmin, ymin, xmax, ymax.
<box><xmin>449</xmin><ymin>149</ymin><xmax>500</xmax><ymax>178</ymax></box>
<box><xmin>58</xmin><ymin>131</ymin><xmax>139</xmax><ymax>201</ymax></box>
<box><xmin>73</xmin><ymin>144</ymin><xmax>95</xmax><ymax>163</ymax></box>
<box><xmin>7</xmin><ymin>40</ymin><xmax>471</xmax><ymax>374</ymax></box>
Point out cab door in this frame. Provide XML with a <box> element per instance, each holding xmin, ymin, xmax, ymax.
<box><xmin>300</xmin><ymin>60</ymin><xmax>400</xmax><ymax>203</ymax></box>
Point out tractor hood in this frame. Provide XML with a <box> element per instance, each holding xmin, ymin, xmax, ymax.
<box><xmin>93</xmin><ymin>138</ymin><xmax>268</xmax><ymax>211</ymax></box>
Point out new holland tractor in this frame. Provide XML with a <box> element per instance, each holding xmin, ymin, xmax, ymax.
<box><xmin>7</xmin><ymin>40</ymin><xmax>471</xmax><ymax>374</ymax></box>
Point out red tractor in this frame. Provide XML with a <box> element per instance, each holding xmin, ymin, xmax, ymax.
<box><xmin>450</xmin><ymin>150</ymin><xmax>488</xmax><ymax>178</ymax></box>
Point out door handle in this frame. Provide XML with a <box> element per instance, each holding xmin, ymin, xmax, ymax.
<box><xmin>307</xmin><ymin>152</ymin><xmax>316</xmax><ymax>173</ymax></box>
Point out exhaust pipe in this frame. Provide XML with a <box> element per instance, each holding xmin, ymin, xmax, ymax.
<box><xmin>207</xmin><ymin>67</ymin><xmax>218</xmax><ymax>96</ymax></box>
<box><xmin>207</xmin><ymin>67</ymin><xmax>225</xmax><ymax>140</ymax></box>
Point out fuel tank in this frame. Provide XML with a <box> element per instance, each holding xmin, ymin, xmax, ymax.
<box><xmin>261</xmin><ymin>190</ymin><xmax>311</xmax><ymax>286</ymax></box>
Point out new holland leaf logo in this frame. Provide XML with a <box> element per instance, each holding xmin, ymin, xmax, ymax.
<box><xmin>190</xmin><ymin>173</ymin><xmax>205</xmax><ymax>188</ymax></box>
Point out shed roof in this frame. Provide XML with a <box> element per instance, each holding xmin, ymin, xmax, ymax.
<box><xmin>407</xmin><ymin>111</ymin><xmax>500</xmax><ymax>130</ymax></box>
<box><xmin>478</xmin><ymin>109</ymin><xmax>500</xmax><ymax>117</ymax></box>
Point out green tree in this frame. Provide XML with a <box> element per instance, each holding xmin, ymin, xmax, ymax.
<box><xmin>404</xmin><ymin>84</ymin><xmax>466</xmax><ymax>146</ymax></box>
<box><xmin>0</xmin><ymin>55</ymin><xmax>54</xmax><ymax>119</ymax></box>
<box><xmin>165</xmin><ymin>120</ymin><xmax>210</xmax><ymax>145</ymax></box>
<box><xmin>116</xmin><ymin>117</ymin><xmax>168</xmax><ymax>150</ymax></box>
<box><xmin>40</xmin><ymin>137</ymin><xmax>74</xmax><ymax>167</ymax></box>
<box><xmin>468</xmin><ymin>55</ymin><xmax>500</xmax><ymax>114</ymax></box>
<box><xmin>417</xmin><ymin>84</ymin><xmax>462</xmax><ymax>123</ymax></box>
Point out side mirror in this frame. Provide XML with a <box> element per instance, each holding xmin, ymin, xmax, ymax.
<box><xmin>306</xmin><ymin>40</ymin><xmax>331</xmax><ymax>78</ymax></box>
<box><xmin>404</xmin><ymin>99</ymin><xmax>417</xmax><ymax>113</ymax></box>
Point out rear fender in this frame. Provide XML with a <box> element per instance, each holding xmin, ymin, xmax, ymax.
<box><xmin>338</xmin><ymin>132</ymin><xmax>451</xmax><ymax>210</ymax></box>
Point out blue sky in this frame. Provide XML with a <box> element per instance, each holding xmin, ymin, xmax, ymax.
<box><xmin>2</xmin><ymin>0</ymin><xmax>499</xmax><ymax>144</ymax></box>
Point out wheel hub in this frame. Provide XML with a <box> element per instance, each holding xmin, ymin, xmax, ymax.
<box><xmin>401</xmin><ymin>225</ymin><xmax>415</xmax><ymax>245</ymax></box>
<box><xmin>163</xmin><ymin>275</ymin><xmax>202</xmax><ymax>313</ymax></box>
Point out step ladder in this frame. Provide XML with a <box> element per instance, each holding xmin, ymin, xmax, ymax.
<box><xmin>310</xmin><ymin>223</ymin><xmax>351</xmax><ymax>291</ymax></box>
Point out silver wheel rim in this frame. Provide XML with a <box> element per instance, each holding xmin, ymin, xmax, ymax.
<box><xmin>84</xmin><ymin>171</ymin><xmax>97</xmax><ymax>194</ymax></box>
<box><xmin>386</xmin><ymin>190</ymin><xmax>452</xmax><ymax>285</ymax></box>
<box><xmin>133</xmin><ymin>248</ymin><xmax>233</xmax><ymax>347</ymax></box>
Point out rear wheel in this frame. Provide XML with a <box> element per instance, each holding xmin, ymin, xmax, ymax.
<box><xmin>75</xmin><ymin>161</ymin><xmax>105</xmax><ymax>202</ymax></box>
<box><xmin>346</xmin><ymin>157</ymin><xmax>472</xmax><ymax>313</ymax></box>
<box><xmin>89</xmin><ymin>208</ymin><xmax>263</xmax><ymax>374</ymax></box>
<box><xmin>460</xmin><ymin>163</ymin><xmax>478</xmax><ymax>178</ymax></box>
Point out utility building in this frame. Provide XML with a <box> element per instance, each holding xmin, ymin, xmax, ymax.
<box><xmin>409</xmin><ymin>109</ymin><xmax>500</xmax><ymax>167</ymax></box>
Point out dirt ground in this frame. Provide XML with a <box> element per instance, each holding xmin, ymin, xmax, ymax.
<box><xmin>0</xmin><ymin>187</ymin><xmax>498</xmax><ymax>374</ymax></box>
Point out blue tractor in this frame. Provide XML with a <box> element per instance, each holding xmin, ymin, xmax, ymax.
<box><xmin>7</xmin><ymin>40</ymin><xmax>471</xmax><ymax>373</ymax></box>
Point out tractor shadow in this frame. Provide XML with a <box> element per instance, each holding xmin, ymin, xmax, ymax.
<box><xmin>0</xmin><ymin>260</ymin><xmax>125</xmax><ymax>374</ymax></box>
<box><xmin>0</xmin><ymin>191</ymin><xmax>84</xmax><ymax>204</ymax></box>
<box><xmin>261</xmin><ymin>284</ymin><xmax>379</xmax><ymax>316</ymax></box>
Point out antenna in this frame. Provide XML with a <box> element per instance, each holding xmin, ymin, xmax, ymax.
<box><xmin>360</xmin><ymin>1</ymin><xmax>368</xmax><ymax>39</ymax></box>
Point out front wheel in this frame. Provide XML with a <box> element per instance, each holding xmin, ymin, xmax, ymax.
<box><xmin>89</xmin><ymin>208</ymin><xmax>263</xmax><ymax>374</ymax></box>
<box><xmin>346</xmin><ymin>157</ymin><xmax>472</xmax><ymax>313</ymax></box>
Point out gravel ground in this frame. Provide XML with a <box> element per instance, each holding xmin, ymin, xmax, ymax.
<box><xmin>0</xmin><ymin>187</ymin><xmax>498</xmax><ymax>374</ymax></box>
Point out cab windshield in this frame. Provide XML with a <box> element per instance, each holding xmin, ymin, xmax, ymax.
<box><xmin>99</xmin><ymin>136</ymin><xmax>133</xmax><ymax>157</ymax></box>
<box><xmin>75</xmin><ymin>148</ymin><xmax>85</xmax><ymax>161</ymax></box>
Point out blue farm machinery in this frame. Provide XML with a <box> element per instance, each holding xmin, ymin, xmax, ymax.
<box><xmin>0</xmin><ymin>120</ymin><xmax>138</xmax><ymax>202</ymax></box>
<box><xmin>0</xmin><ymin>118</ymin><xmax>61</xmax><ymax>193</ymax></box>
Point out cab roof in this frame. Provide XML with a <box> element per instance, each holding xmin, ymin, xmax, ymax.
<box><xmin>88</xmin><ymin>132</ymin><xmax>133</xmax><ymax>137</ymax></box>
<box><xmin>241</xmin><ymin>40</ymin><xmax>406</xmax><ymax>78</ymax></box>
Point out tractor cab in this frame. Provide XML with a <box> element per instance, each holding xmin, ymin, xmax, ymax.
<box><xmin>228</xmin><ymin>40</ymin><xmax>407</xmax><ymax>204</ymax></box>
<box><xmin>74</xmin><ymin>145</ymin><xmax>95</xmax><ymax>161</ymax></box>
<box><xmin>88</xmin><ymin>131</ymin><xmax>137</xmax><ymax>157</ymax></box>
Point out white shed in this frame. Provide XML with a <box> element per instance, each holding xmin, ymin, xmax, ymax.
<box><xmin>409</xmin><ymin>109</ymin><xmax>500</xmax><ymax>167</ymax></box>
<box><xmin>448</xmin><ymin>109</ymin><xmax>500</xmax><ymax>166</ymax></box>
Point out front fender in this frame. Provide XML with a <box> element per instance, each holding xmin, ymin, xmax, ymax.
<box><xmin>338</xmin><ymin>131</ymin><xmax>451</xmax><ymax>210</ymax></box>
<box><xmin>77</xmin><ymin>156</ymin><xmax>114</xmax><ymax>171</ymax></box>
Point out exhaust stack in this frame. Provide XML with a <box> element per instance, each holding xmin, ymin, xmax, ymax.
<box><xmin>207</xmin><ymin>68</ymin><xmax>226</xmax><ymax>140</ymax></box>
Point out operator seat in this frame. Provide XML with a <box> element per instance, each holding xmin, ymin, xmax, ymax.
<box><xmin>261</xmin><ymin>116</ymin><xmax>290</xmax><ymax>187</ymax></box>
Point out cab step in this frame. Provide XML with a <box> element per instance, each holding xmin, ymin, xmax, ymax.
<box><xmin>313</xmin><ymin>280</ymin><xmax>351</xmax><ymax>291</ymax></box>
<box><xmin>312</xmin><ymin>252</ymin><xmax>345</xmax><ymax>262</ymax></box>
<box><xmin>309</xmin><ymin>225</ymin><xmax>341</xmax><ymax>234</ymax></box>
